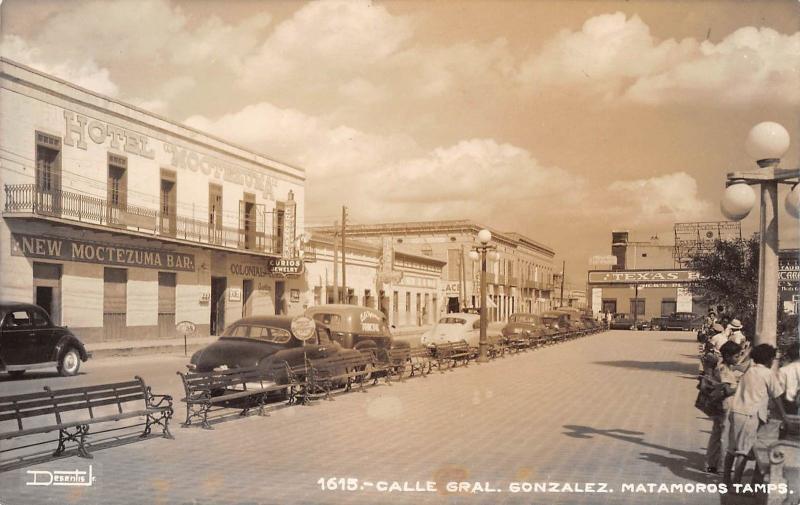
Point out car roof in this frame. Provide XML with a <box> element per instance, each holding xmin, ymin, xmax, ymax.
<box><xmin>228</xmin><ymin>316</ymin><xmax>295</xmax><ymax>330</ymax></box>
<box><xmin>305</xmin><ymin>304</ymin><xmax>385</xmax><ymax>317</ymax></box>
<box><xmin>0</xmin><ymin>301</ymin><xmax>42</xmax><ymax>311</ymax></box>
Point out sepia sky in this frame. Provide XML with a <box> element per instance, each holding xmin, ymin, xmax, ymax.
<box><xmin>1</xmin><ymin>0</ymin><xmax>798</xmax><ymax>285</ymax></box>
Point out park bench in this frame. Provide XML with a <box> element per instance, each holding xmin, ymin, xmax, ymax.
<box><xmin>176</xmin><ymin>365</ymin><xmax>290</xmax><ymax>429</ymax></box>
<box><xmin>0</xmin><ymin>376</ymin><xmax>173</xmax><ymax>460</ymax></box>
<box><xmin>371</xmin><ymin>346</ymin><xmax>413</xmax><ymax>383</ymax></box>
<box><xmin>431</xmin><ymin>341</ymin><xmax>472</xmax><ymax>372</ymax></box>
<box><xmin>307</xmin><ymin>352</ymin><xmax>377</xmax><ymax>400</ymax></box>
<box><xmin>408</xmin><ymin>346</ymin><xmax>433</xmax><ymax>377</ymax></box>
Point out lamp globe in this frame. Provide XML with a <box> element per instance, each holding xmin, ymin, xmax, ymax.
<box><xmin>745</xmin><ymin>122</ymin><xmax>790</xmax><ymax>162</ymax></box>
<box><xmin>721</xmin><ymin>183</ymin><xmax>756</xmax><ymax>221</ymax></box>
<box><xmin>477</xmin><ymin>229</ymin><xmax>492</xmax><ymax>244</ymax></box>
<box><xmin>786</xmin><ymin>184</ymin><xmax>800</xmax><ymax>219</ymax></box>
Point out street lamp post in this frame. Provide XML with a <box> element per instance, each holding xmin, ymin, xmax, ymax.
<box><xmin>469</xmin><ymin>229</ymin><xmax>496</xmax><ymax>363</ymax></box>
<box><xmin>720</xmin><ymin>122</ymin><xmax>800</xmax><ymax>347</ymax></box>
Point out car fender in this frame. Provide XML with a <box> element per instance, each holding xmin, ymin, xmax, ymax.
<box><xmin>52</xmin><ymin>334</ymin><xmax>89</xmax><ymax>362</ymax></box>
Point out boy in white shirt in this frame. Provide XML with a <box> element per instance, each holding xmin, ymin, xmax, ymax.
<box><xmin>724</xmin><ymin>344</ymin><xmax>785</xmax><ymax>485</ymax></box>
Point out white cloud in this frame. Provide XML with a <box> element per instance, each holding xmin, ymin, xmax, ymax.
<box><xmin>605</xmin><ymin>172</ymin><xmax>712</xmax><ymax>224</ymax></box>
<box><xmin>520</xmin><ymin>12</ymin><xmax>800</xmax><ymax>105</ymax></box>
<box><xmin>1</xmin><ymin>35</ymin><xmax>119</xmax><ymax>96</ymax></box>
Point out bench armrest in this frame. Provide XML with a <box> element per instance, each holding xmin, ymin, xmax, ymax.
<box><xmin>145</xmin><ymin>387</ymin><xmax>174</xmax><ymax>409</ymax></box>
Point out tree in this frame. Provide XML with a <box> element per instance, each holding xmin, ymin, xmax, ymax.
<box><xmin>686</xmin><ymin>237</ymin><xmax>759</xmax><ymax>337</ymax></box>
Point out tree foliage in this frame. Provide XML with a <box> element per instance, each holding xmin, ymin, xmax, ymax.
<box><xmin>686</xmin><ymin>237</ymin><xmax>759</xmax><ymax>336</ymax></box>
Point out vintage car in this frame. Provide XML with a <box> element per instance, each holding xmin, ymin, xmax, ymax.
<box><xmin>501</xmin><ymin>313</ymin><xmax>548</xmax><ymax>340</ymax></box>
<box><xmin>304</xmin><ymin>305</ymin><xmax>408</xmax><ymax>358</ymax></box>
<box><xmin>421</xmin><ymin>313</ymin><xmax>483</xmax><ymax>347</ymax></box>
<box><xmin>663</xmin><ymin>312</ymin><xmax>705</xmax><ymax>331</ymax></box>
<box><xmin>609</xmin><ymin>313</ymin><xmax>636</xmax><ymax>330</ymax></box>
<box><xmin>540</xmin><ymin>311</ymin><xmax>574</xmax><ymax>333</ymax></box>
<box><xmin>188</xmin><ymin>315</ymin><xmax>360</xmax><ymax>379</ymax></box>
<box><xmin>650</xmin><ymin>316</ymin><xmax>669</xmax><ymax>331</ymax></box>
<box><xmin>0</xmin><ymin>301</ymin><xmax>90</xmax><ymax>377</ymax></box>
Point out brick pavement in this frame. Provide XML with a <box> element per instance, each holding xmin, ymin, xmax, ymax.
<box><xmin>1</xmin><ymin>330</ymin><xmax>730</xmax><ymax>505</ymax></box>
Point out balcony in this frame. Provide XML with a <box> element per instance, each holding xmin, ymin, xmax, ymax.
<box><xmin>4</xmin><ymin>184</ymin><xmax>278</xmax><ymax>255</ymax></box>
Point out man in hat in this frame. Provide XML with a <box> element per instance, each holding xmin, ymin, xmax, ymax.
<box><xmin>708</xmin><ymin>323</ymin><xmax>728</xmax><ymax>352</ymax></box>
<box><xmin>727</xmin><ymin>319</ymin><xmax>747</xmax><ymax>346</ymax></box>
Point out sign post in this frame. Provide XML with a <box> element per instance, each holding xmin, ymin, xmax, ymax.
<box><xmin>176</xmin><ymin>321</ymin><xmax>196</xmax><ymax>357</ymax></box>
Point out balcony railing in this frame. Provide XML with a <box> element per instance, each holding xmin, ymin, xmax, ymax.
<box><xmin>4</xmin><ymin>184</ymin><xmax>276</xmax><ymax>254</ymax></box>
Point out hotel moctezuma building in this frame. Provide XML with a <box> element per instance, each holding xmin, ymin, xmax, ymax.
<box><xmin>0</xmin><ymin>58</ymin><xmax>307</xmax><ymax>342</ymax></box>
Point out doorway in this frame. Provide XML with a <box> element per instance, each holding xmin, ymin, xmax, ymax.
<box><xmin>242</xmin><ymin>279</ymin><xmax>254</xmax><ymax>318</ymax></box>
<box><xmin>103</xmin><ymin>268</ymin><xmax>127</xmax><ymax>340</ymax></box>
<box><xmin>211</xmin><ymin>276</ymin><xmax>226</xmax><ymax>335</ymax></box>
<box><xmin>33</xmin><ymin>262</ymin><xmax>61</xmax><ymax>324</ymax></box>
<box><xmin>447</xmin><ymin>296</ymin><xmax>460</xmax><ymax>313</ymax></box>
<box><xmin>275</xmin><ymin>280</ymin><xmax>285</xmax><ymax>315</ymax></box>
<box><xmin>158</xmin><ymin>272</ymin><xmax>176</xmax><ymax>338</ymax></box>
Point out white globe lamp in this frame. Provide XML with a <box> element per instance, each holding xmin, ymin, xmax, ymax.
<box><xmin>786</xmin><ymin>184</ymin><xmax>800</xmax><ymax>219</ymax></box>
<box><xmin>745</xmin><ymin>122</ymin><xmax>790</xmax><ymax>164</ymax></box>
<box><xmin>721</xmin><ymin>183</ymin><xmax>756</xmax><ymax>221</ymax></box>
<box><xmin>468</xmin><ymin>250</ymin><xmax>480</xmax><ymax>261</ymax></box>
<box><xmin>477</xmin><ymin>229</ymin><xmax>492</xmax><ymax>244</ymax></box>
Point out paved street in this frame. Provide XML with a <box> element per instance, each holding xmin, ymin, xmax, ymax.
<box><xmin>1</xmin><ymin>330</ymin><xmax>726</xmax><ymax>505</ymax></box>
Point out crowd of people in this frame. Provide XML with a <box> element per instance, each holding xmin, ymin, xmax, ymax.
<box><xmin>696</xmin><ymin>311</ymin><xmax>799</xmax><ymax>486</ymax></box>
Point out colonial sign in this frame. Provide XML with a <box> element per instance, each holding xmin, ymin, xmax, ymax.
<box><xmin>588</xmin><ymin>270</ymin><xmax>700</xmax><ymax>284</ymax></box>
<box><xmin>229</xmin><ymin>258</ymin><xmax>304</xmax><ymax>277</ymax></box>
<box><xmin>11</xmin><ymin>233</ymin><xmax>195</xmax><ymax>271</ymax></box>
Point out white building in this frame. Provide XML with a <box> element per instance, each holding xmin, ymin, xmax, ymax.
<box><xmin>0</xmin><ymin>59</ymin><xmax>306</xmax><ymax>342</ymax></box>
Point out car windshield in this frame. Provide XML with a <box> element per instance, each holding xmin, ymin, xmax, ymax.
<box><xmin>510</xmin><ymin>315</ymin><xmax>537</xmax><ymax>324</ymax></box>
<box><xmin>542</xmin><ymin>316</ymin><xmax>557</xmax><ymax>324</ymax></box>
<box><xmin>222</xmin><ymin>325</ymin><xmax>292</xmax><ymax>344</ymax></box>
<box><xmin>438</xmin><ymin>317</ymin><xmax>467</xmax><ymax>325</ymax></box>
<box><xmin>311</xmin><ymin>313</ymin><xmax>342</xmax><ymax>325</ymax></box>
<box><xmin>614</xmin><ymin>314</ymin><xmax>630</xmax><ymax>320</ymax></box>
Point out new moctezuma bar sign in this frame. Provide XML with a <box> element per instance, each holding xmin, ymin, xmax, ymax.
<box><xmin>11</xmin><ymin>233</ymin><xmax>195</xmax><ymax>272</ymax></box>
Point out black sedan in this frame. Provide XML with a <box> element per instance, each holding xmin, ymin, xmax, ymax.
<box><xmin>0</xmin><ymin>301</ymin><xmax>91</xmax><ymax>377</ymax></box>
<box><xmin>189</xmin><ymin>315</ymin><xmax>359</xmax><ymax>382</ymax></box>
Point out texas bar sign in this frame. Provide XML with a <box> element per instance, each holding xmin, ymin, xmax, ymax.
<box><xmin>588</xmin><ymin>269</ymin><xmax>700</xmax><ymax>284</ymax></box>
<box><xmin>11</xmin><ymin>233</ymin><xmax>195</xmax><ymax>272</ymax></box>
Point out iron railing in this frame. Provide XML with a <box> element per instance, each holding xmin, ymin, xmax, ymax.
<box><xmin>4</xmin><ymin>184</ymin><xmax>276</xmax><ymax>254</ymax></box>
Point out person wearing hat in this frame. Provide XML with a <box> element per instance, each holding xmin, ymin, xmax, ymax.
<box><xmin>727</xmin><ymin>319</ymin><xmax>746</xmax><ymax>346</ymax></box>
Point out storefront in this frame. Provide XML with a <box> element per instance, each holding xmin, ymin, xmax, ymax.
<box><xmin>587</xmin><ymin>269</ymin><xmax>706</xmax><ymax>321</ymax></box>
<box><xmin>0</xmin><ymin>59</ymin><xmax>305</xmax><ymax>342</ymax></box>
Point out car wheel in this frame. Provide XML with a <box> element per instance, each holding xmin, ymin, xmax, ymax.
<box><xmin>8</xmin><ymin>370</ymin><xmax>25</xmax><ymax>379</ymax></box>
<box><xmin>58</xmin><ymin>348</ymin><xmax>81</xmax><ymax>377</ymax></box>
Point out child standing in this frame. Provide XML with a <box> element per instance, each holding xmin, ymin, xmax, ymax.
<box><xmin>724</xmin><ymin>344</ymin><xmax>785</xmax><ymax>485</ymax></box>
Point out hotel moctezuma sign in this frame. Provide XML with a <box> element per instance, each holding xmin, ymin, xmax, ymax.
<box><xmin>11</xmin><ymin>233</ymin><xmax>195</xmax><ymax>272</ymax></box>
<box><xmin>588</xmin><ymin>269</ymin><xmax>701</xmax><ymax>285</ymax></box>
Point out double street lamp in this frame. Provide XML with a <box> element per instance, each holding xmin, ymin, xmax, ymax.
<box><xmin>469</xmin><ymin>229</ymin><xmax>498</xmax><ymax>363</ymax></box>
<box><xmin>720</xmin><ymin>121</ymin><xmax>800</xmax><ymax>347</ymax></box>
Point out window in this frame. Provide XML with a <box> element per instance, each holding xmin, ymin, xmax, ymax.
<box><xmin>108</xmin><ymin>154</ymin><xmax>127</xmax><ymax>208</ymax></box>
<box><xmin>438</xmin><ymin>317</ymin><xmax>466</xmax><ymax>324</ymax></box>
<box><xmin>35</xmin><ymin>132</ymin><xmax>61</xmax><ymax>194</ymax></box>
<box><xmin>3</xmin><ymin>310</ymin><xmax>32</xmax><ymax>328</ymax></box>
<box><xmin>311</xmin><ymin>313</ymin><xmax>341</xmax><ymax>325</ymax></box>
<box><xmin>405</xmin><ymin>292</ymin><xmax>411</xmax><ymax>313</ymax></box>
<box><xmin>160</xmin><ymin>169</ymin><xmax>177</xmax><ymax>236</ymax></box>
<box><xmin>247</xmin><ymin>326</ymin><xmax>291</xmax><ymax>344</ymax></box>
<box><xmin>661</xmin><ymin>299</ymin><xmax>677</xmax><ymax>316</ymax></box>
<box><xmin>209</xmin><ymin>184</ymin><xmax>222</xmax><ymax>243</ymax></box>
<box><xmin>31</xmin><ymin>309</ymin><xmax>50</xmax><ymax>327</ymax></box>
<box><xmin>630</xmin><ymin>298</ymin><xmax>645</xmax><ymax>316</ymax></box>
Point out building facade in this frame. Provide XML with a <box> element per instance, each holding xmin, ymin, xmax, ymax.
<box><xmin>0</xmin><ymin>59</ymin><xmax>305</xmax><ymax>342</ymax></box>
<box><xmin>310</xmin><ymin>220</ymin><xmax>557</xmax><ymax>322</ymax></box>
<box><xmin>303</xmin><ymin>233</ymin><xmax>446</xmax><ymax>327</ymax></box>
<box><xmin>588</xmin><ymin>231</ymin><xmax>706</xmax><ymax>321</ymax></box>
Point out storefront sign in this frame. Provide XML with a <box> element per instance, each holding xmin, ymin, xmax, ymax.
<box><xmin>229</xmin><ymin>259</ymin><xmax>304</xmax><ymax>278</ymax></box>
<box><xmin>588</xmin><ymin>270</ymin><xmax>700</xmax><ymax>284</ymax></box>
<box><xmin>11</xmin><ymin>233</ymin><xmax>195</xmax><ymax>271</ymax></box>
<box><xmin>590</xmin><ymin>255</ymin><xmax>618</xmax><ymax>266</ymax></box>
<box><xmin>228</xmin><ymin>288</ymin><xmax>242</xmax><ymax>302</ymax></box>
<box><xmin>63</xmin><ymin>111</ymin><xmax>155</xmax><ymax>159</ymax></box>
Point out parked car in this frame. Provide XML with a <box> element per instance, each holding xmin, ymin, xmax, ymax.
<box><xmin>540</xmin><ymin>311</ymin><xmax>574</xmax><ymax>333</ymax></box>
<box><xmin>304</xmin><ymin>305</ymin><xmax>408</xmax><ymax>359</ymax></box>
<box><xmin>501</xmin><ymin>313</ymin><xmax>548</xmax><ymax>340</ymax></box>
<box><xmin>663</xmin><ymin>312</ymin><xmax>705</xmax><ymax>331</ymax></box>
<box><xmin>188</xmin><ymin>315</ymin><xmax>360</xmax><ymax>381</ymax></box>
<box><xmin>0</xmin><ymin>301</ymin><xmax>90</xmax><ymax>377</ymax></box>
<box><xmin>650</xmin><ymin>316</ymin><xmax>669</xmax><ymax>331</ymax></box>
<box><xmin>421</xmin><ymin>313</ymin><xmax>483</xmax><ymax>347</ymax></box>
<box><xmin>609</xmin><ymin>313</ymin><xmax>636</xmax><ymax>330</ymax></box>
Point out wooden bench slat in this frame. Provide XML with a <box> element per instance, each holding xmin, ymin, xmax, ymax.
<box><xmin>36</xmin><ymin>380</ymin><xmax>142</xmax><ymax>397</ymax></box>
<box><xmin>1</xmin><ymin>386</ymin><xmax>144</xmax><ymax>412</ymax></box>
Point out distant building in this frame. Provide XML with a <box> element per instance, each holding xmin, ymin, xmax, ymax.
<box><xmin>303</xmin><ymin>232</ymin><xmax>445</xmax><ymax>327</ymax></box>
<box><xmin>309</xmin><ymin>220</ymin><xmax>557</xmax><ymax>322</ymax></box>
<box><xmin>588</xmin><ymin>231</ymin><xmax>706</xmax><ymax>321</ymax></box>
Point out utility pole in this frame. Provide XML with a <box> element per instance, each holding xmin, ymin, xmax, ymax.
<box><xmin>559</xmin><ymin>260</ymin><xmax>565</xmax><ymax>308</ymax></box>
<box><xmin>341</xmin><ymin>206</ymin><xmax>347</xmax><ymax>304</ymax></box>
<box><xmin>333</xmin><ymin>220</ymin><xmax>339</xmax><ymax>303</ymax></box>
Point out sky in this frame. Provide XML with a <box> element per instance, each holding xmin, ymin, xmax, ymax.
<box><xmin>1</xmin><ymin>0</ymin><xmax>798</xmax><ymax>287</ymax></box>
